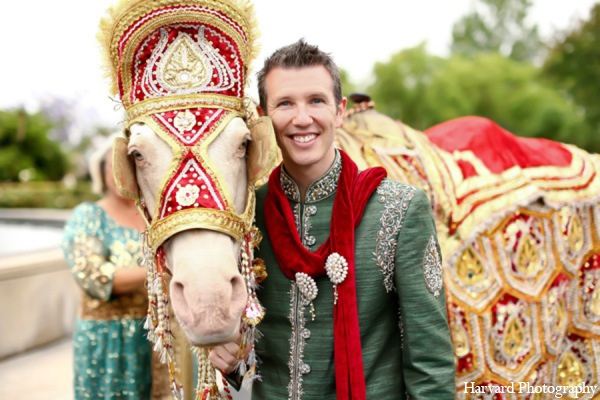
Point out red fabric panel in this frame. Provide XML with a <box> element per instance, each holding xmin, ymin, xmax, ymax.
<box><xmin>425</xmin><ymin>116</ymin><xmax>573</xmax><ymax>175</ymax></box>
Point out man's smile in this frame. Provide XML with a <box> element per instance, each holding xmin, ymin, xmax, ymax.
<box><xmin>291</xmin><ymin>134</ymin><xmax>317</xmax><ymax>143</ymax></box>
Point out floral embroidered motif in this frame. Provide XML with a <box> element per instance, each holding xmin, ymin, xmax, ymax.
<box><xmin>146</xmin><ymin>27</ymin><xmax>238</xmax><ymax>97</ymax></box>
<box><xmin>175</xmin><ymin>184</ymin><xmax>200</xmax><ymax>206</ymax></box>
<box><xmin>305</xmin><ymin>150</ymin><xmax>342</xmax><ymax>203</ymax></box>
<box><xmin>173</xmin><ymin>109</ymin><xmax>196</xmax><ymax>133</ymax></box>
<box><xmin>374</xmin><ymin>180</ymin><xmax>416</xmax><ymax>292</ymax></box>
<box><xmin>280</xmin><ymin>150</ymin><xmax>342</xmax><ymax>204</ymax></box>
<box><xmin>281</xmin><ymin>169</ymin><xmax>300</xmax><ymax>202</ymax></box>
<box><xmin>423</xmin><ymin>235</ymin><xmax>443</xmax><ymax>298</ymax></box>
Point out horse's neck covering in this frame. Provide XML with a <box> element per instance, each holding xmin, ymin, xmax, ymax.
<box><xmin>100</xmin><ymin>2</ymin><xmax>271</xmax><ymax>399</ymax></box>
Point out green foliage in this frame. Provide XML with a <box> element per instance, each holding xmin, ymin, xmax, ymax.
<box><xmin>367</xmin><ymin>45</ymin><xmax>596</xmax><ymax>151</ymax></box>
<box><xmin>340</xmin><ymin>68</ymin><xmax>357</xmax><ymax>99</ymax></box>
<box><xmin>0</xmin><ymin>181</ymin><xmax>98</xmax><ymax>209</ymax></box>
<box><xmin>368</xmin><ymin>43</ymin><xmax>443</xmax><ymax>128</ymax></box>
<box><xmin>542</xmin><ymin>3</ymin><xmax>600</xmax><ymax>152</ymax></box>
<box><xmin>451</xmin><ymin>0</ymin><xmax>543</xmax><ymax>62</ymax></box>
<box><xmin>0</xmin><ymin>109</ymin><xmax>70</xmax><ymax>182</ymax></box>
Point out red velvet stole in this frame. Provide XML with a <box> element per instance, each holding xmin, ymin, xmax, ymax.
<box><xmin>264</xmin><ymin>150</ymin><xmax>387</xmax><ymax>399</ymax></box>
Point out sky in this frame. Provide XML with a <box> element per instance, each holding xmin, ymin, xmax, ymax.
<box><xmin>0</xmin><ymin>0</ymin><xmax>597</xmax><ymax>137</ymax></box>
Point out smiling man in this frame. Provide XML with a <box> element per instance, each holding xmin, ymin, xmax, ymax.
<box><xmin>210</xmin><ymin>39</ymin><xmax>456</xmax><ymax>400</ymax></box>
<box><xmin>259</xmin><ymin>62</ymin><xmax>344</xmax><ymax>200</ymax></box>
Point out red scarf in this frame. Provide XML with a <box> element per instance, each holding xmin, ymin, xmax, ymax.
<box><xmin>264</xmin><ymin>150</ymin><xmax>387</xmax><ymax>399</ymax></box>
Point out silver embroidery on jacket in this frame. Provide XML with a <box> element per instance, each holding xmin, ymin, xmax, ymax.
<box><xmin>280</xmin><ymin>150</ymin><xmax>341</xmax><ymax>204</ymax></box>
<box><xmin>287</xmin><ymin>202</ymin><xmax>317</xmax><ymax>399</ymax></box>
<box><xmin>374</xmin><ymin>180</ymin><xmax>416</xmax><ymax>292</ymax></box>
<box><xmin>282</xmin><ymin>150</ymin><xmax>343</xmax><ymax>399</ymax></box>
<box><xmin>305</xmin><ymin>150</ymin><xmax>342</xmax><ymax>204</ymax></box>
<box><xmin>398</xmin><ymin>307</ymin><xmax>404</xmax><ymax>349</ymax></box>
<box><xmin>302</xmin><ymin>206</ymin><xmax>317</xmax><ymax>248</ymax></box>
<box><xmin>288</xmin><ymin>282</ymin><xmax>311</xmax><ymax>399</ymax></box>
<box><xmin>423</xmin><ymin>235</ymin><xmax>443</xmax><ymax>298</ymax></box>
<box><xmin>281</xmin><ymin>169</ymin><xmax>301</xmax><ymax>202</ymax></box>
<box><xmin>293</xmin><ymin>203</ymin><xmax>301</xmax><ymax>235</ymax></box>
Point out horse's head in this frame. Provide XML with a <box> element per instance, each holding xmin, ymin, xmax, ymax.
<box><xmin>100</xmin><ymin>0</ymin><xmax>275</xmax><ymax>354</ymax></box>
<box><xmin>122</xmin><ymin>116</ymin><xmax>262</xmax><ymax>346</ymax></box>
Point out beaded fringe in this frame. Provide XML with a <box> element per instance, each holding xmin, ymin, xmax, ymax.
<box><xmin>142</xmin><ymin>229</ymin><xmax>264</xmax><ymax>400</ymax></box>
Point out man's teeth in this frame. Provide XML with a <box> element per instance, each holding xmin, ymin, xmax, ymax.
<box><xmin>293</xmin><ymin>134</ymin><xmax>316</xmax><ymax>143</ymax></box>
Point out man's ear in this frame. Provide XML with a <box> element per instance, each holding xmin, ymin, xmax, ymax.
<box><xmin>257</xmin><ymin>105</ymin><xmax>266</xmax><ymax>117</ymax></box>
<box><xmin>335</xmin><ymin>97</ymin><xmax>348</xmax><ymax>127</ymax></box>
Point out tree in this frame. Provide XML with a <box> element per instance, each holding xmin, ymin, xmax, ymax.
<box><xmin>367</xmin><ymin>43</ymin><xmax>443</xmax><ymax>128</ymax></box>
<box><xmin>451</xmin><ymin>0</ymin><xmax>543</xmax><ymax>62</ymax></box>
<box><xmin>542</xmin><ymin>3</ymin><xmax>600</xmax><ymax>152</ymax></box>
<box><xmin>340</xmin><ymin>68</ymin><xmax>358</xmax><ymax>100</ymax></box>
<box><xmin>0</xmin><ymin>108</ymin><xmax>70</xmax><ymax>182</ymax></box>
<box><xmin>367</xmin><ymin>45</ymin><xmax>596</xmax><ymax>152</ymax></box>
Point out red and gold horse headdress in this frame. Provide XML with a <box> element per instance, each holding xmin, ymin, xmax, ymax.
<box><xmin>99</xmin><ymin>1</ymin><xmax>273</xmax><ymax>397</ymax></box>
<box><xmin>100</xmin><ymin>0</ymin><xmax>274</xmax><ymax>250</ymax></box>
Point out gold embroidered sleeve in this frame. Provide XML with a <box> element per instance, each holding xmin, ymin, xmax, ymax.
<box><xmin>66</xmin><ymin>233</ymin><xmax>116</xmax><ymax>301</ymax></box>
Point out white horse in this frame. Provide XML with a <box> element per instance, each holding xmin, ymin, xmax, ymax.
<box><xmin>113</xmin><ymin>116</ymin><xmax>273</xmax><ymax>347</ymax></box>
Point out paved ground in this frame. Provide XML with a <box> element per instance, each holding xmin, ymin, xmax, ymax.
<box><xmin>0</xmin><ymin>338</ymin><xmax>252</xmax><ymax>400</ymax></box>
<box><xmin>0</xmin><ymin>338</ymin><xmax>73</xmax><ymax>400</ymax></box>
<box><xmin>0</xmin><ymin>209</ymin><xmax>250</xmax><ymax>400</ymax></box>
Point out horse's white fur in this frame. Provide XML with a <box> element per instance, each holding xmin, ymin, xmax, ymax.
<box><xmin>129</xmin><ymin>117</ymin><xmax>250</xmax><ymax>346</ymax></box>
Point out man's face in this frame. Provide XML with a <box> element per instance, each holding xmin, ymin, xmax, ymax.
<box><xmin>260</xmin><ymin>66</ymin><xmax>346</xmax><ymax>178</ymax></box>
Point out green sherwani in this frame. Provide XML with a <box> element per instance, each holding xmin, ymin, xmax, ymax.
<box><xmin>252</xmin><ymin>151</ymin><xmax>456</xmax><ymax>399</ymax></box>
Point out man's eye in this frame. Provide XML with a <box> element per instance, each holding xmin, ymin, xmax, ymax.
<box><xmin>278</xmin><ymin>101</ymin><xmax>290</xmax><ymax>107</ymax></box>
<box><xmin>311</xmin><ymin>98</ymin><xmax>324</xmax><ymax>104</ymax></box>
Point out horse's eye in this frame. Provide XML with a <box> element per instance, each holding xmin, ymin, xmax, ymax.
<box><xmin>238</xmin><ymin>138</ymin><xmax>250</xmax><ymax>153</ymax></box>
<box><xmin>132</xmin><ymin>150</ymin><xmax>144</xmax><ymax>161</ymax></box>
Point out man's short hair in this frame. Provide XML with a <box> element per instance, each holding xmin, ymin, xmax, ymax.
<box><xmin>256</xmin><ymin>39</ymin><xmax>342</xmax><ymax>113</ymax></box>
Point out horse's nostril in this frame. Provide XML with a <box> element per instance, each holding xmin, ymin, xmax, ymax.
<box><xmin>170</xmin><ymin>280</ymin><xmax>189</xmax><ymax>314</ymax></box>
<box><xmin>172</xmin><ymin>280</ymin><xmax>184</xmax><ymax>295</ymax></box>
<box><xmin>230</xmin><ymin>274</ymin><xmax>247</xmax><ymax>313</ymax></box>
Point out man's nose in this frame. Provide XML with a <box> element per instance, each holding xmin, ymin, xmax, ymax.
<box><xmin>292</xmin><ymin>104</ymin><xmax>313</xmax><ymax>126</ymax></box>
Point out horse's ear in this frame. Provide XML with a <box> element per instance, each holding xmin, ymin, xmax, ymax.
<box><xmin>112</xmin><ymin>137</ymin><xmax>140</xmax><ymax>201</ymax></box>
<box><xmin>247</xmin><ymin>117</ymin><xmax>277</xmax><ymax>185</ymax></box>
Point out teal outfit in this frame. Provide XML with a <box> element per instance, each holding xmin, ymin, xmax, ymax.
<box><xmin>253</xmin><ymin>152</ymin><xmax>456</xmax><ymax>399</ymax></box>
<box><xmin>62</xmin><ymin>202</ymin><xmax>152</xmax><ymax>400</ymax></box>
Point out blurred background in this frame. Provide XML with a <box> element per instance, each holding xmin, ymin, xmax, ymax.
<box><xmin>0</xmin><ymin>0</ymin><xmax>598</xmax><ymax>398</ymax></box>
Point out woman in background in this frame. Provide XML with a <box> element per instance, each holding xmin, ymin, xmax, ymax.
<box><xmin>62</xmin><ymin>135</ymin><xmax>169</xmax><ymax>399</ymax></box>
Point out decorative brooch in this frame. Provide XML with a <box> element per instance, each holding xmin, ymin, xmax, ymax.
<box><xmin>296</xmin><ymin>272</ymin><xmax>318</xmax><ymax>321</ymax></box>
<box><xmin>295</xmin><ymin>252</ymin><xmax>349</xmax><ymax>321</ymax></box>
<box><xmin>325</xmin><ymin>252</ymin><xmax>348</xmax><ymax>304</ymax></box>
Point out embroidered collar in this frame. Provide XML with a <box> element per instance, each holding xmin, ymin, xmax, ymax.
<box><xmin>280</xmin><ymin>149</ymin><xmax>343</xmax><ymax>204</ymax></box>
